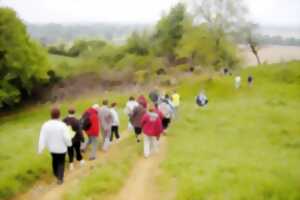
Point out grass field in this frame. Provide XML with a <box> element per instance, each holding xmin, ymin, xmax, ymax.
<box><xmin>161</xmin><ymin>61</ymin><xmax>300</xmax><ymax>199</ymax></box>
<box><xmin>0</xmin><ymin>61</ymin><xmax>299</xmax><ymax>199</ymax></box>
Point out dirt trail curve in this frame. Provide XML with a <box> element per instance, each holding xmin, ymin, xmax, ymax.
<box><xmin>109</xmin><ymin>138</ymin><xmax>167</xmax><ymax>200</ymax></box>
<box><xmin>15</xmin><ymin>132</ymin><xmax>130</xmax><ymax>200</ymax></box>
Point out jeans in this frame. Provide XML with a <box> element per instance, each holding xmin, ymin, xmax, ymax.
<box><xmin>83</xmin><ymin>136</ymin><xmax>98</xmax><ymax>159</ymax></box>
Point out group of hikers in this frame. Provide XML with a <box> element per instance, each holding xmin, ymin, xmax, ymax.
<box><xmin>38</xmin><ymin>91</ymin><xmax>180</xmax><ymax>185</ymax></box>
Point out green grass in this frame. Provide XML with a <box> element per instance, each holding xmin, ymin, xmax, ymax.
<box><xmin>161</xmin><ymin>61</ymin><xmax>300</xmax><ymax>199</ymax></box>
<box><xmin>1</xmin><ymin>61</ymin><xmax>300</xmax><ymax>199</ymax></box>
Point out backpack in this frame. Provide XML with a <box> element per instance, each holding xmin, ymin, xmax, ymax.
<box><xmin>80</xmin><ymin>112</ymin><xmax>91</xmax><ymax>131</ymax></box>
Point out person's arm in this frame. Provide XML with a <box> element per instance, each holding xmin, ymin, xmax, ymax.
<box><xmin>63</xmin><ymin>124</ymin><xmax>72</xmax><ymax>147</ymax></box>
<box><xmin>38</xmin><ymin>124</ymin><xmax>46</xmax><ymax>154</ymax></box>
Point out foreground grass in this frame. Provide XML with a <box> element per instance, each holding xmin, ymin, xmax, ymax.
<box><xmin>161</xmin><ymin>61</ymin><xmax>300</xmax><ymax>199</ymax></box>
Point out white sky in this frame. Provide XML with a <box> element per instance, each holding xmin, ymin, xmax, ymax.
<box><xmin>1</xmin><ymin>0</ymin><xmax>299</xmax><ymax>26</ymax></box>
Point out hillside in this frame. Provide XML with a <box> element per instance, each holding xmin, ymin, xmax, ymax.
<box><xmin>1</xmin><ymin>61</ymin><xmax>299</xmax><ymax>200</ymax></box>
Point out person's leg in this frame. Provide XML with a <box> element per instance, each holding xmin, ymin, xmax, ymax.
<box><xmin>56</xmin><ymin>153</ymin><xmax>66</xmax><ymax>184</ymax></box>
<box><xmin>90</xmin><ymin>136</ymin><xmax>98</xmax><ymax>160</ymax></box>
<box><xmin>110</xmin><ymin>126</ymin><xmax>115</xmax><ymax>142</ymax></box>
<box><xmin>152</xmin><ymin>137</ymin><xmax>159</xmax><ymax>154</ymax></box>
<box><xmin>51</xmin><ymin>153</ymin><xmax>58</xmax><ymax>178</ymax></box>
<box><xmin>165</xmin><ymin>118</ymin><xmax>171</xmax><ymax>129</ymax></box>
<box><xmin>162</xmin><ymin>118</ymin><xmax>168</xmax><ymax>130</ymax></box>
<box><xmin>144</xmin><ymin>135</ymin><xmax>151</xmax><ymax>158</ymax></box>
<box><xmin>115</xmin><ymin>126</ymin><xmax>120</xmax><ymax>139</ymax></box>
<box><xmin>68</xmin><ymin>146</ymin><xmax>74</xmax><ymax>163</ymax></box>
<box><xmin>74</xmin><ymin>142</ymin><xmax>82</xmax><ymax>161</ymax></box>
<box><xmin>68</xmin><ymin>145</ymin><xmax>75</xmax><ymax>170</ymax></box>
<box><xmin>82</xmin><ymin>136</ymin><xmax>92</xmax><ymax>152</ymax></box>
<box><xmin>134</xmin><ymin>127</ymin><xmax>142</xmax><ymax>142</ymax></box>
<box><xmin>103</xmin><ymin>129</ymin><xmax>112</xmax><ymax>152</ymax></box>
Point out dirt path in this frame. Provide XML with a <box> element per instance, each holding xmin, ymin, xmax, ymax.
<box><xmin>109</xmin><ymin>137</ymin><xmax>167</xmax><ymax>200</ymax></box>
<box><xmin>15</xmin><ymin>132</ymin><xmax>130</xmax><ymax>200</ymax></box>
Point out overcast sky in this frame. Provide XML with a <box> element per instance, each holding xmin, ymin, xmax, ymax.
<box><xmin>1</xmin><ymin>0</ymin><xmax>299</xmax><ymax>26</ymax></box>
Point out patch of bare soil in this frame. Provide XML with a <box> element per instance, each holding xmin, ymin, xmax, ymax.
<box><xmin>34</xmin><ymin>72</ymin><xmax>141</xmax><ymax>103</ymax></box>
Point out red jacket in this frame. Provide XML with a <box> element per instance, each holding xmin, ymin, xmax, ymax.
<box><xmin>85</xmin><ymin>108</ymin><xmax>100</xmax><ymax>137</ymax></box>
<box><xmin>141</xmin><ymin>112</ymin><xmax>163</xmax><ymax>137</ymax></box>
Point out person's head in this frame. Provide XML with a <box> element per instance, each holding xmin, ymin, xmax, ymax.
<box><xmin>102</xmin><ymin>100</ymin><xmax>109</xmax><ymax>106</ymax></box>
<box><xmin>68</xmin><ymin>108</ymin><xmax>75</xmax><ymax>115</ymax></box>
<box><xmin>51</xmin><ymin>107</ymin><xmax>60</xmax><ymax>119</ymax></box>
<box><xmin>129</xmin><ymin>96</ymin><xmax>135</xmax><ymax>101</ymax></box>
<box><xmin>149</xmin><ymin>107</ymin><xmax>155</xmax><ymax>113</ymax></box>
<box><xmin>111</xmin><ymin>102</ymin><xmax>117</xmax><ymax>108</ymax></box>
<box><xmin>165</xmin><ymin>94</ymin><xmax>170</xmax><ymax>99</ymax></box>
<box><xmin>92</xmin><ymin>104</ymin><xmax>99</xmax><ymax>109</ymax></box>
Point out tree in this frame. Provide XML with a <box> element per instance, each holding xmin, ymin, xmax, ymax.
<box><xmin>191</xmin><ymin>0</ymin><xmax>248</xmax><ymax>68</ymax></box>
<box><xmin>0</xmin><ymin>8</ymin><xmax>49</xmax><ymax>108</ymax></box>
<box><xmin>152</xmin><ymin>3</ymin><xmax>187</xmax><ymax>65</ymax></box>
<box><xmin>125</xmin><ymin>31</ymin><xmax>151</xmax><ymax>56</ymax></box>
<box><xmin>241</xmin><ymin>23</ymin><xmax>261</xmax><ymax>65</ymax></box>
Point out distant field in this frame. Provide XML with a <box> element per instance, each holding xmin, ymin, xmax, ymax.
<box><xmin>241</xmin><ymin>45</ymin><xmax>300</xmax><ymax>66</ymax></box>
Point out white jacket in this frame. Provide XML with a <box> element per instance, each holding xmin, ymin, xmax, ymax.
<box><xmin>124</xmin><ymin>100</ymin><xmax>138</xmax><ymax>115</ymax></box>
<box><xmin>38</xmin><ymin>120</ymin><xmax>72</xmax><ymax>154</ymax></box>
<box><xmin>110</xmin><ymin>108</ymin><xmax>120</xmax><ymax>126</ymax></box>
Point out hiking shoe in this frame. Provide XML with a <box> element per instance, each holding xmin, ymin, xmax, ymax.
<box><xmin>57</xmin><ymin>179</ymin><xmax>64</xmax><ymax>185</ymax></box>
<box><xmin>69</xmin><ymin>163</ymin><xmax>74</xmax><ymax>171</ymax></box>
<box><xmin>80</xmin><ymin>160</ymin><xmax>85</xmax><ymax>166</ymax></box>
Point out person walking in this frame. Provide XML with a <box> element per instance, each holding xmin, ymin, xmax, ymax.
<box><xmin>235</xmin><ymin>75</ymin><xmax>242</xmax><ymax>89</ymax></box>
<box><xmin>81</xmin><ymin>105</ymin><xmax>100</xmax><ymax>160</ymax></box>
<box><xmin>38</xmin><ymin>107</ymin><xmax>71</xmax><ymax>184</ymax></box>
<box><xmin>130</xmin><ymin>98</ymin><xmax>147</xmax><ymax>143</ymax></box>
<box><xmin>97</xmin><ymin>100</ymin><xmax>113</xmax><ymax>152</ymax></box>
<box><xmin>248</xmin><ymin>75</ymin><xmax>253</xmax><ymax>87</ymax></box>
<box><xmin>124</xmin><ymin>96</ymin><xmax>138</xmax><ymax>131</ymax></box>
<box><xmin>196</xmin><ymin>90</ymin><xmax>208</xmax><ymax>107</ymax></box>
<box><xmin>141</xmin><ymin>108</ymin><xmax>163</xmax><ymax>158</ymax></box>
<box><xmin>63</xmin><ymin>108</ymin><xmax>85</xmax><ymax>170</ymax></box>
<box><xmin>110</xmin><ymin>102</ymin><xmax>120</xmax><ymax>143</ymax></box>
<box><xmin>158</xmin><ymin>98</ymin><xmax>174</xmax><ymax>133</ymax></box>
<box><xmin>171</xmin><ymin>91</ymin><xmax>180</xmax><ymax>108</ymax></box>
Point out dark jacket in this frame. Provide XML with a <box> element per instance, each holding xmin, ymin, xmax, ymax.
<box><xmin>63</xmin><ymin>115</ymin><xmax>84</xmax><ymax>144</ymax></box>
<box><xmin>130</xmin><ymin>105</ymin><xmax>146</xmax><ymax>128</ymax></box>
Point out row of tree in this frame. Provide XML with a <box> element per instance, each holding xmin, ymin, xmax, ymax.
<box><xmin>50</xmin><ymin>0</ymin><xmax>255</xmax><ymax>70</ymax></box>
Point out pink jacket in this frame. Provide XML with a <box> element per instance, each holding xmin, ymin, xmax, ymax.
<box><xmin>141</xmin><ymin>112</ymin><xmax>163</xmax><ymax>137</ymax></box>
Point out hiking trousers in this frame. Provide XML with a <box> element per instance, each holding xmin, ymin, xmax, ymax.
<box><xmin>68</xmin><ymin>142</ymin><xmax>82</xmax><ymax>163</ymax></box>
<box><xmin>144</xmin><ymin>135</ymin><xmax>159</xmax><ymax>158</ymax></box>
<box><xmin>83</xmin><ymin>136</ymin><xmax>98</xmax><ymax>159</ymax></box>
<box><xmin>110</xmin><ymin>126</ymin><xmax>120</xmax><ymax>142</ymax></box>
<box><xmin>51</xmin><ymin>153</ymin><xmax>66</xmax><ymax>181</ymax></box>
